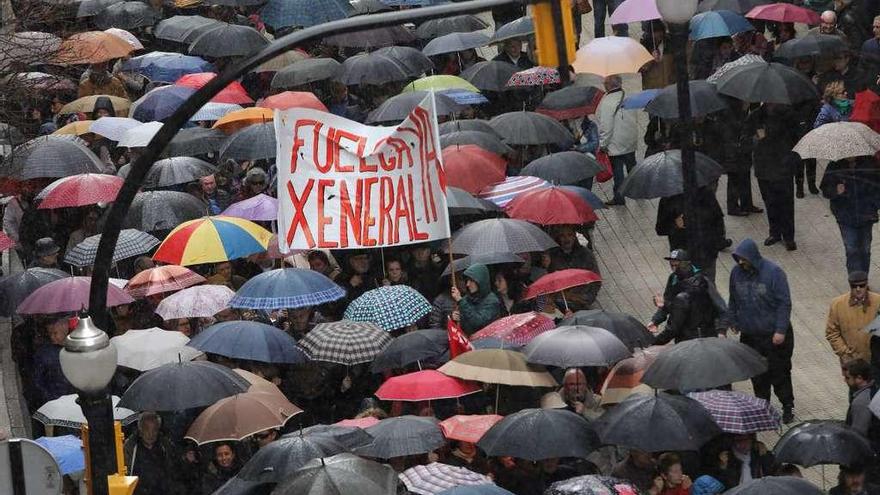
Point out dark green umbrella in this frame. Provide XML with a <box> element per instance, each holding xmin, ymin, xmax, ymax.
<box><xmin>477</xmin><ymin>408</ymin><xmax>599</xmax><ymax>461</ymax></box>
<box><xmin>619</xmin><ymin>150</ymin><xmax>724</xmax><ymax>199</ymax></box>
<box><xmin>272</xmin><ymin>453</ymin><xmax>397</xmax><ymax>495</ymax></box>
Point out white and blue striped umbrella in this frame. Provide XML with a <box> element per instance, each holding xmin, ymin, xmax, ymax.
<box><xmin>344</xmin><ymin>285</ymin><xmax>431</xmax><ymax>332</ymax></box>
<box><xmin>190</xmin><ymin>102</ymin><xmax>242</xmax><ymax>122</ymax></box>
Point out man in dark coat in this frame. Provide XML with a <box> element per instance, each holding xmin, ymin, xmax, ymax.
<box><xmin>123</xmin><ymin>412</ymin><xmax>176</xmax><ymax>495</ymax></box>
<box><xmin>547</xmin><ymin>225</ymin><xmax>601</xmax><ymax>310</ymax></box>
<box><xmin>492</xmin><ymin>39</ymin><xmax>534</xmax><ymax>70</ymax></box>
<box><xmin>821</xmin><ymin>156</ymin><xmax>880</xmax><ymax>274</ymax></box>
<box><xmin>655</xmin><ymin>187</ymin><xmax>727</xmax><ymax>281</ymax></box>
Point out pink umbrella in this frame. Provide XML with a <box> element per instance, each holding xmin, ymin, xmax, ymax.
<box><xmin>335</xmin><ymin>417</ymin><xmax>381</xmax><ymax>428</ymax></box>
<box><xmin>746</xmin><ymin>3</ymin><xmax>820</xmax><ymax>24</ymax></box>
<box><xmin>0</xmin><ymin>232</ymin><xmax>14</xmax><ymax>252</ymax></box>
<box><xmin>36</xmin><ymin>173</ymin><xmax>123</xmax><ymax>209</ymax></box>
<box><xmin>610</xmin><ymin>0</ymin><xmax>661</xmax><ymax>24</ymax></box>
<box><xmin>470</xmin><ymin>312</ymin><xmax>555</xmax><ymax>345</ymax></box>
<box><xmin>17</xmin><ymin>276</ymin><xmax>134</xmax><ymax>314</ymax></box>
<box><xmin>507</xmin><ymin>66</ymin><xmax>560</xmax><ymax>87</ymax></box>
<box><xmin>222</xmin><ymin>193</ymin><xmax>278</xmax><ymax>221</ymax></box>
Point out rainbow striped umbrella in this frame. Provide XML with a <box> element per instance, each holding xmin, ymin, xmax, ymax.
<box><xmin>153</xmin><ymin>216</ymin><xmax>272</xmax><ymax>266</ymax></box>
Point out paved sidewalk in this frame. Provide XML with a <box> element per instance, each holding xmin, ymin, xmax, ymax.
<box><xmin>0</xmin><ymin>249</ymin><xmax>28</xmax><ymax>439</ymax></box>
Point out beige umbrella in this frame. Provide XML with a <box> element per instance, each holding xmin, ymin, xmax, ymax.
<box><xmin>233</xmin><ymin>368</ymin><xmax>283</xmax><ymax>395</ymax></box>
<box><xmin>185</xmin><ymin>391</ymin><xmax>302</xmax><ymax>445</ymax></box>
<box><xmin>572</xmin><ymin>36</ymin><xmax>653</xmax><ymax>77</ymax></box>
<box><xmin>793</xmin><ymin>121</ymin><xmax>880</xmax><ymax>162</ymax></box>
<box><xmin>439</xmin><ymin>349</ymin><xmax>557</xmax><ymax>387</ymax></box>
<box><xmin>256</xmin><ymin>49</ymin><xmax>309</xmax><ymax>73</ymax></box>
<box><xmin>55</xmin><ymin>30</ymin><xmax>134</xmax><ymax>64</ymax></box>
<box><xmin>59</xmin><ymin>95</ymin><xmax>131</xmax><ymax>116</ymax></box>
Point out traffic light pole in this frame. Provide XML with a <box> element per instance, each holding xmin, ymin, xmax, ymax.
<box><xmin>79</xmin><ymin>392</ymin><xmax>116</xmax><ymax>495</ymax></box>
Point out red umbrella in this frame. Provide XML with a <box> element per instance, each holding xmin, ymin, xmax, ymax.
<box><xmin>175</xmin><ymin>73</ymin><xmax>254</xmax><ymax>105</ymax></box>
<box><xmin>0</xmin><ymin>232</ymin><xmax>15</xmax><ymax>252</ymax></box>
<box><xmin>335</xmin><ymin>417</ymin><xmax>380</xmax><ymax>428</ymax></box>
<box><xmin>523</xmin><ymin>269</ymin><xmax>602</xmax><ymax>300</ymax></box>
<box><xmin>470</xmin><ymin>312</ymin><xmax>555</xmax><ymax>345</ymax></box>
<box><xmin>36</xmin><ymin>173</ymin><xmax>123</xmax><ymax>209</ymax></box>
<box><xmin>852</xmin><ymin>89</ymin><xmax>880</xmax><ymax>134</ymax></box>
<box><xmin>439</xmin><ymin>414</ymin><xmax>503</xmax><ymax>443</ymax></box>
<box><xmin>504</xmin><ymin>186</ymin><xmax>598</xmax><ymax>225</ymax></box>
<box><xmin>442</xmin><ymin>144</ymin><xmax>507</xmax><ymax>194</ymax></box>
<box><xmin>746</xmin><ymin>3</ymin><xmax>820</xmax><ymax>24</ymax></box>
<box><xmin>374</xmin><ymin>370</ymin><xmax>481</xmax><ymax>401</ymax></box>
<box><xmin>259</xmin><ymin>91</ymin><xmax>328</xmax><ymax>112</ymax></box>
<box><xmin>125</xmin><ymin>265</ymin><xmax>206</xmax><ymax>298</ymax></box>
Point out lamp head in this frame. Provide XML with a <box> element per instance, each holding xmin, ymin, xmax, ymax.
<box><xmin>60</xmin><ymin>312</ymin><xmax>117</xmax><ymax>393</ymax></box>
<box><xmin>656</xmin><ymin>0</ymin><xmax>698</xmax><ymax>24</ymax></box>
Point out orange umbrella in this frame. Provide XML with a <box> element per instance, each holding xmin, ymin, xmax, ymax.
<box><xmin>259</xmin><ymin>91</ymin><xmax>328</xmax><ymax>112</ymax></box>
<box><xmin>599</xmin><ymin>346</ymin><xmax>662</xmax><ymax>405</ymax></box>
<box><xmin>185</xmin><ymin>391</ymin><xmax>302</xmax><ymax>444</ymax></box>
<box><xmin>439</xmin><ymin>414</ymin><xmax>503</xmax><ymax>443</ymax></box>
<box><xmin>212</xmin><ymin>107</ymin><xmax>274</xmax><ymax>133</ymax></box>
<box><xmin>55</xmin><ymin>31</ymin><xmax>134</xmax><ymax>64</ymax></box>
<box><xmin>125</xmin><ymin>265</ymin><xmax>205</xmax><ymax>298</ymax></box>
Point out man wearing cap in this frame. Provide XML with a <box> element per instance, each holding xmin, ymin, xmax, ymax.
<box><xmin>647</xmin><ymin>249</ymin><xmax>729</xmax><ymax>344</ymax></box>
<box><xmin>29</xmin><ymin>237</ymin><xmax>61</xmax><ymax>269</ymax></box>
<box><xmin>826</xmin><ymin>271</ymin><xmax>879</xmax><ymax>364</ymax></box>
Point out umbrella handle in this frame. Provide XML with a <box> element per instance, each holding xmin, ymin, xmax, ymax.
<box><xmin>561</xmin><ymin>290</ymin><xmax>569</xmax><ymax>312</ymax></box>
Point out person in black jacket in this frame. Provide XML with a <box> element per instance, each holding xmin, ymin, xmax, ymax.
<box><xmin>655</xmin><ymin>187</ymin><xmax>728</xmax><ymax>281</ymax></box>
<box><xmin>492</xmin><ymin>39</ymin><xmax>534</xmax><ymax>70</ymax></box>
<box><xmin>820</xmin><ymin>156</ymin><xmax>880</xmax><ymax>274</ymax></box>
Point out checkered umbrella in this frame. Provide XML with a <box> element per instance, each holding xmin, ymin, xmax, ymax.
<box><xmin>297</xmin><ymin>320</ymin><xmax>392</xmax><ymax>366</ymax></box>
<box><xmin>400</xmin><ymin>463</ymin><xmax>494</xmax><ymax>495</ymax></box>
<box><xmin>230</xmin><ymin>268</ymin><xmax>346</xmax><ymax>310</ymax></box>
<box><xmin>344</xmin><ymin>285</ymin><xmax>431</xmax><ymax>331</ymax></box>
<box><xmin>688</xmin><ymin>390</ymin><xmax>781</xmax><ymax>434</ymax></box>
<box><xmin>65</xmin><ymin>229</ymin><xmax>160</xmax><ymax>267</ymax></box>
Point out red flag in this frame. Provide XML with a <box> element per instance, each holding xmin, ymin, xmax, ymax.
<box><xmin>447</xmin><ymin>317</ymin><xmax>473</xmax><ymax>358</ymax></box>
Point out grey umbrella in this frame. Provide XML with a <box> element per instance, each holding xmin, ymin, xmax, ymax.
<box><xmin>477</xmin><ymin>408</ymin><xmax>599</xmax><ymax>461</ymax></box>
<box><xmin>490</xmin><ymin>16</ymin><xmax>534</xmax><ymax>43</ymax></box>
<box><xmin>375</xmin><ymin>46</ymin><xmax>433</xmax><ymax>76</ymax></box>
<box><xmin>460</xmin><ymin>60</ymin><xmax>519</xmax><ymax>92</ymax></box>
<box><xmin>188</xmin><ymin>23</ymin><xmax>269</xmax><ymax>58</ymax></box>
<box><xmin>272</xmin><ymin>58</ymin><xmax>343</xmax><ymax>89</ymax></box>
<box><xmin>95</xmin><ymin>1</ymin><xmax>160</xmax><ymax>29</ymax></box>
<box><xmin>714</xmin><ymin>61</ymin><xmax>819</xmax><ymax>104</ymax></box>
<box><xmin>523</xmin><ymin>326</ymin><xmax>632</xmax><ymax>368</ymax></box>
<box><xmin>65</xmin><ymin>229</ymin><xmax>160</xmax><ymax>267</ymax></box>
<box><xmin>645</xmin><ymin>80</ymin><xmax>728</xmax><ymax>119</ymax></box>
<box><xmin>773</xmin><ymin>420</ymin><xmax>873</xmax><ymax>467</ymax></box>
<box><xmin>348</xmin><ymin>0</ymin><xmax>391</xmax><ymax>16</ymax></box>
<box><xmin>202</xmin><ymin>0</ymin><xmax>264</xmax><ymax>7</ymax></box>
<box><xmin>698</xmin><ymin>0</ymin><xmax>770</xmax><ymax>13</ymax></box>
<box><xmin>77</xmin><ymin>0</ymin><xmax>122</xmax><ymax>17</ymax></box>
<box><xmin>2</xmin><ymin>135</ymin><xmax>104</xmax><ymax>179</ymax></box>
<box><xmin>367</xmin><ymin>91</ymin><xmax>464</xmax><ymax>123</ymax></box>
<box><xmin>593</xmin><ymin>393</ymin><xmax>722</xmax><ymax>452</ymax></box>
<box><xmin>773</xmin><ymin>33</ymin><xmax>847</xmax><ymax>60</ymax></box>
<box><xmin>125</xmin><ymin>190</ymin><xmax>206</xmax><ymax>232</ymax></box>
<box><xmin>521</xmin><ymin>151</ymin><xmax>603</xmax><ymax>185</ymax></box>
<box><xmin>449</xmin><ymin>218</ymin><xmax>557</xmax><ymax>255</ymax></box>
<box><xmin>440</xmin><ymin>130</ymin><xmax>512</xmax><ymax>156</ymax></box>
<box><xmin>119</xmin><ymin>361</ymin><xmax>250</xmax><ymax>411</ymax></box>
<box><xmin>299</xmin><ymin>424</ymin><xmax>374</xmax><ymax>450</ymax></box>
<box><xmin>641</xmin><ymin>337</ymin><xmax>768</xmax><ymax>391</ymax></box>
<box><xmin>442</xmin><ymin>252</ymin><xmax>523</xmax><ymax>277</ymax></box>
<box><xmin>324</xmin><ymin>25</ymin><xmax>415</xmax><ymax>48</ymax></box>
<box><xmin>237</xmin><ymin>433</ymin><xmax>349</xmax><ymax>483</ymax></box>
<box><xmin>559</xmin><ymin>309</ymin><xmax>654</xmax><ymax>351</ymax></box>
<box><xmin>619</xmin><ymin>150</ymin><xmax>724</xmax><ymax>199</ymax></box>
<box><xmin>439</xmin><ymin>119</ymin><xmax>500</xmax><ymax>137</ymax></box>
<box><xmin>165</xmin><ymin>127</ymin><xmax>226</xmax><ymax>157</ymax></box>
<box><xmin>370</xmin><ymin>328</ymin><xmax>449</xmax><ymax>372</ymax></box>
<box><xmin>220</xmin><ymin>123</ymin><xmax>276</xmax><ymax>161</ymax></box>
<box><xmin>354</xmin><ymin>416</ymin><xmax>445</xmax><ymax>459</ymax></box>
<box><xmin>416</xmin><ymin>15</ymin><xmax>488</xmax><ymax>39</ymax></box>
<box><xmin>446</xmin><ymin>186</ymin><xmax>503</xmax><ymax>216</ymax></box>
<box><xmin>154</xmin><ymin>15</ymin><xmax>222</xmax><ymax>43</ymax></box>
<box><xmin>423</xmin><ymin>31</ymin><xmax>490</xmax><ymax>57</ymax></box>
<box><xmin>0</xmin><ymin>123</ymin><xmax>25</xmax><ymax>146</ymax></box>
<box><xmin>338</xmin><ymin>52</ymin><xmax>413</xmax><ymax>86</ymax></box>
<box><xmin>143</xmin><ymin>156</ymin><xmax>216</xmax><ymax>188</ymax></box>
<box><xmin>725</xmin><ymin>477</ymin><xmax>823</xmax><ymax>495</ymax></box>
<box><xmin>0</xmin><ymin>268</ymin><xmax>68</xmax><ymax>317</ymax></box>
<box><xmin>272</xmin><ymin>453</ymin><xmax>397</xmax><ymax>495</ymax></box>
<box><xmin>489</xmin><ymin>111</ymin><xmax>573</xmax><ymax>146</ymax></box>
<box><xmin>537</xmin><ymin>85</ymin><xmax>605</xmax><ymax>119</ymax></box>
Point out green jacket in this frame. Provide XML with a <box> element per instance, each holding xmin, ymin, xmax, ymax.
<box><xmin>459</xmin><ymin>263</ymin><xmax>502</xmax><ymax>333</ymax></box>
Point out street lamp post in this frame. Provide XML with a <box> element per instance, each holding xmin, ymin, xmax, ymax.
<box><xmin>657</xmin><ymin>0</ymin><xmax>701</xmax><ymax>260</ymax></box>
<box><xmin>59</xmin><ymin>314</ymin><xmax>119</xmax><ymax>495</ymax></box>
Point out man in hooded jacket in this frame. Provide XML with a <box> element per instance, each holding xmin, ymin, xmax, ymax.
<box><xmin>729</xmin><ymin>238</ymin><xmax>795</xmax><ymax>423</ymax></box>
<box><xmin>451</xmin><ymin>263</ymin><xmax>503</xmax><ymax>334</ymax></box>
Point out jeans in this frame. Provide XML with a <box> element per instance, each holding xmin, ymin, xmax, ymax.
<box><xmin>610</xmin><ymin>152</ymin><xmax>636</xmax><ymax>203</ymax></box>
<box><xmin>742</xmin><ymin>328</ymin><xmax>795</xmax><ymax>410</ymax></box>
<box><xmin>593</xmin><ymin>0</ymin><xmax>629</xmax><ymax>38</ymax></box>
<box><xmin>838</xmin><ymin>223</ymin><xmax>874</xmax><ymax>274</ymax></box>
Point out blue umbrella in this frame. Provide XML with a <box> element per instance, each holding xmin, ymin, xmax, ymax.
<box><xmin>621</xmin><ymin>88</ymin><xmax>661</xmax><ymax>110</ymax></box>
<box><xmin>130</xmin><ymin>85</ymin><xmax>196</xmax><ymax>122</ymax></box>
<box><xmin>442</xmin><ymin>89</ymin><xmax>490</xmax><ymax>105</ymax></box>
<box><xmin>344</xmin><ymin>285</ymin><xmax>432</xmax><ymax>331</ymax></box>
<box><xmin>188</xmin><ymin>320</ymin><xmax>309</xmax><ymax>364</ymax></box>
<box><xmin>261</xmin><ymin>0</ymin><xmax>352</xmax><ymax>29</ymax></box>
<box><xmin>122</xmin><ymin>52</ymin><xmax>214</xmax><ymax>83</ymax></box>
<box><xmin>559</xmin><ymin>185</ymin><xmax>606</xmax><ymax>210</ymax></box>
<box><xmin>438</xmin><ymin>485</ymin><xmax>516</xmax><ymax>495</ymax></box>
<box><xmin>229</xmin><ymin>268</ymin><xmax>346</xmax><ymax>310</ymax></box>
<box><xmin>35</xmin><ymin>435</ymin><xmax>85</xmax><ymax>475</ymax></box>
<box><xmin>381</xmin><ymin>0</ymin><xmax>449</xmax><ymax>5</ymax></box>
<box><xmin>689</xmin><ymin>10</ymin><xmax>754</xmax><ymax>41</ymax></box>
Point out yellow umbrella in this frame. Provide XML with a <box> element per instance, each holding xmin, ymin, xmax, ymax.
<box><xmin>53</xmin><ymin>120</ymin><xmax>95</xmax><ymax>136</ymax></box>
<box><xmin>212</xmin><ymin>107</ymin><xmax>274</xmax><ymax>133</ymax></box>
<box><xmin>572</xmin><ymin>36</ymin><xmax>653</xmax><ymax>77</ymax></box>
<box><xmin>403</xmin><ymin>75</ymin><xmax>479</xmax><ymax>93</ymax></box>
<box><xmin>58</xmin><ymin>95</ymin><xmax>131</xmax><ymax>116</ymax></box>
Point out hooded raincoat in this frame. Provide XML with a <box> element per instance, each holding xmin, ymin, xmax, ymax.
<box><xmin>459</xmin><ymin>263</ymin><xmax>502</xmax><ymax>333</ymax></box>
<box><xmin>728</xmin><ymin>239</ymin><xmax>792</xmax><ymax>337</ymax></box>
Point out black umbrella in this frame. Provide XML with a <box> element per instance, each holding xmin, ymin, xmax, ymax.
<box><xmin>537</xmin><ymin>85</ymin><xmax>604</xmax><ymax>120</ymax></box>
<box><xmin>773</xmin><ymin>420</ymin><xmax>874</xmax><ymax>467</ymax></box>
<box><xmin>154</xmin><ymin>15</ymin><xmax>223</xmax><ymax>43</ymax></box>
<box><xmin>491</xmin><ymin>15</ymin><xmax>534</xmax><ymax>43</ymax></box>
<box><xmin>489</xmin><ymin>111</ymin><xmax>573</xmax><ymax>146</ymax></box>
<box><xmin>477</xmin><ymin>408</ymin><xmax>599</xmax><ymax>461</ymax></box>
<box><xmin>439</xmin><ymin>119</ymin><xmax>500</xmax><ymax>137</ymax></box>
<box><xmin>367</xmin><ymin>91</ymin><xmax>464</xmax><ymax>124</ymax></box>
<box><xmin>416</xmin><ymin>15</ymin><xmax>488</xmax><ymax>39</ymax></box>
<box><xmin>460</xmin><ymin>60</ymin><xmax>518</xmax><ymax>92</ymax></box>
<box><xmin>370</xmin><ymin>329</ymin><xmax>449</xmax><ymax>372</ymax></box>
<box><xmin>447</xmin><ymin>186</ymin><xmax>503</xmax><ymax>216</ymax></box>
<box><xmin>593</xmin><ymin>393</ymin><xmax>722</xmax><ymax>451</ymax></box>
<box><xmin>697</xmin><ymin>0</ymin><xmax>770</xmax><ymax>13</ymax></box>
<box><xmin>442</xmin><ymin>252</ymin><xmax>523</xmax><ymax>277</ymax></box>
<box><xmin>773</xmin><ymin>33</ymin><xmax>848</xmax><ymax>60</ymax></box>
<box><xmin>521</xmin><ymin>151</ymin><xmax>603</xmax><ymax>185</ymax></box>
<box><xmin>645</xmin><ymin>80</ymin><xmax>727</xmax><ymax>119</ymax></box>
<box><xmin>0</xmin><ymin>268</ymin><xmax>68</xmax><ymax>317</ymax></box>
<box><xmin>619</xmin><ymin>150</ymin><xmax>724</xmax><ymax>199</ymax></box>
<box><xmin>119</xmin><ymin>361</ymin><xmax>250</xmax><ymax>411</ymax></box>
<box><xmin>724</xmin><ymin>476</ymin><xmax>823</xmax><ymax>495</ymax></box>
<box><xmin>142</xmin><ymin>156</ymin><xmax>216</xmax><ymax>188</ymax></box>
<box><xmin>94</xmin><ymin>1</ymin><xmax>160</xmax><ymax>29</ymax></box>
<box><xmin>299</xmin><ymin>424</ymin><xmax>374</xmax><ymax>450</ymax></box>
<box><xmin>188</xmin><ymin>24</ymin><xmax>269</xmax><ymax>59</ymax></box>
<box><xmin>374</xmin><ymin>46</ymin><xmax>433</xmax><ymax>76</ymax></box>
<box><xmin>220</xmin><ymin>123</ymin><xmax>276</xmax><ymax>161</ymax></box>
<box><xmin>353</xmin><ymin>416</ymin><xmax>445</xmax><ymax>458</ymax></box>
<box><xmin>348</xmin><ymin>0</ymin><xmax>391</xmax><ymax>16</ymax></box>
<box><xmin>237</xmin><ymin>434</ymin><xmax>348</xmax><ymax>483</ymax></box>
<box><xmin>272</xmin><ymin>453</ymin><xmax>397</xmax><ymax>495</ymax></box>
<box><xmin>423</xmin><ymin>31</ymin><xmax>490</xmax><ymax>57</ymax></box>
<box><xmin>324</xmin><ymin>25</ymin><xmax>415</xmax><ymax>48</ymax></box>
<box><xmin>559</xmin><ymin>309</ymin><xmax>654</xmax><ymax>351</ymax></box>
<box><xmin>2</xmin><ymin>135</ymin><xmax>104</xmax><ymax>179</ymax></box>
<box><xmin>440</xmin><ymin>130</ymin><xmax>512</xmax><ymax>156</ymax></box>
<box><xmin>523</xmin><ymin>326</ymin><xmax>631</xmax><ymax>368</ymax></box>
<box><xmin>165</xmin><ymin>126</ymin><xmax>226</xmax><ymax>157</ymax></box>
<box><xmin>203</xmin><ymin>0</ymin><xmax>264</xmax><ymax>7</ymax></box>
<box><xmin>272</xmin><ymin>58</ymin><xmax>343</xmax><ymax>89</ymax></box>
<box><xmin>125</xmin><ymin>190</ymin><xmax>206</xmax><ymax>232</ymax></box>
<box><xmin>338</xmin><ymin>52</ymin><xmax>412</xmax><ymax>86</ymax></box>
<box><xmin>641</xmin><ymin>337</ymin><xmax>768</xmax><ymax>390</ymax></box>
<box><xmin>448</xmin><ymin>218</ymin><xmax>558</xmax><ymax>255</ymax></box>
<box><xmin>714</xmin><ymin>61</ymin><xmax>819</xmax><ymax>104</ymax></box>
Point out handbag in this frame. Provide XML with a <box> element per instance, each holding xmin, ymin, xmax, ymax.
<box><xmin>575</xmin><ymin>0</ymin><xmax>592</xmax><ymax>15</ymax></box>
<box><xmin>595</xmin><ymin>151</ymin><xmax>613</xmax><ymax>183</ymax></box>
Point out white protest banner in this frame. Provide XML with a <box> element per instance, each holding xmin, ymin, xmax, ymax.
<box><xmin>275</xmin><ymin>93</ymin><xmax>450</xmax><ymax>252</ymax></box>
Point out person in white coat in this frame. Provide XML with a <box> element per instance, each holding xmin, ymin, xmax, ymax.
<box><xmin>597</xmin><ymin>75</ymin><xmax>639</xmax><ymax>206</ymax></box>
